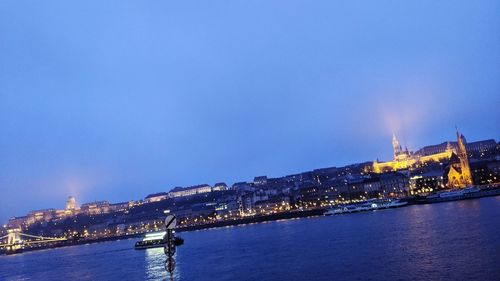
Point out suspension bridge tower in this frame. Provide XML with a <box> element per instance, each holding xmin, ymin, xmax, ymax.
<box><xmin>6</xmin><ymin>228</ymin><xmax>21</xmax><ymax>245</ymax></box>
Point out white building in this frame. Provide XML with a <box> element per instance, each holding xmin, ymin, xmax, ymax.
<box><xmin>169</xmin><ymin>184</ymin><xmax>212</xmax><ymax>198</ymax></box>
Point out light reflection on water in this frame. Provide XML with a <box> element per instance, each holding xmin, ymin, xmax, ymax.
<box><xmin>1</xmin><ymin>197</ymin><xmax>499</xmax><ymax>281</ymax></box>
<box><xmin>144</xmin><ymin>247</ymin><xmax>182</xmax><ymax>281</ymax></box>
<box><xmin>145</xmin><ymin>247</ymin><xmax>167</xmax><ymax>280</ymax></box>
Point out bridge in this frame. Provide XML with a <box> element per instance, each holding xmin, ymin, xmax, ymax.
<box><xmin>0</xmin><ymin>228</ymin><xmax>67</xmax><ymax>254</ymax></box>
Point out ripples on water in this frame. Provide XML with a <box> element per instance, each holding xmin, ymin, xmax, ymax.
<box><xmin>1</xmin><ymin>197</ymin><xmax>500</xmax><ymax>281</ymax></box>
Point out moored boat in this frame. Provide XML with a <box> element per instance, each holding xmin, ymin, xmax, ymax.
<box><xmin>134</xmin><ymin>231</ymin><xmax>184</xmax><ymax>250</ymax></box>
<box><xmin>324</xmin><ymin>199</ymin><xmax>407</xmax><ymax>215</ymax></box>
<box><xmin>425</xmin><ymin>186</ymin><xmax>480</xmax><ymax>202</ymax></box>
<box><xmin>134</xmin><ymin>231</ymin><xmax>167</xmax><ymax>249</ymax></box>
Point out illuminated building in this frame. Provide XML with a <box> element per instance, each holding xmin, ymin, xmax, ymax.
<box><xmin>392</xmin><ymin>133</ymin><xmax>411</xmax><ymax>161</ymax></box>
<box><xmin>363</xmin><ymin>179</ymin><xmax>382</xmax><ymax>197</ymax></box>
<box><xmin>446</xmin><ymin>129</ymin><xmax>473</xmax><ymax>188</ymax></box>
<box><xmin>213</xmin><ymin>182</ymin><xmax>228</xmax><ymax>191</ymax></box>
<box><xmin>471</xmin><ymin>161</ymin><xmax>500</xmax><ymax>185</ymax></box>
<box><xmin>239</xmin><ymin>192</ymin><xmax>256</xmax><ymax>213</ymax></box>
<box><xmin>378</xmin><ymin>172</ymin><xmax>409</xmax><ymax>197</ymax></box>
<box><xmin>169</xmin><ymin>184</ymin><xmax>212</xmax><ymax>198</ymax></box>
<box><xmin>27</xmin><ymin>209</ymin><xmax>56</xmax><ymax>224</ymax></box>
<box><xmin>7</xmin><ymin>216</ymin><xmax>28</xmax><ymax>229</ymax></box>
<box><xmin>214</xmin><ymin>201</ymin><xmax>238</xmax><ymax>217</ymax></box>
<box><xmin>415</xmin><ymin>139</ymin><xmax>497</xmax><ymax>159</ymax></box>
<box><xmin>65</xmin><ymin>196</ymin><xmax>77</xmax><ymax>212</ymax></box>
<box><xmin>80</xmin><ymin>201</ymin><xmax>110</xmax><ymax>215</ymax></box>
<box><xmin>109</xmin><ymin>201</ymin><xmax>135</xmax><ymax>212</ymax></box>
<box><xmin>409</xmin><ymin>171</ymin><xmax>445</xmax><ymax>195</ymax></box>
<box><xmin>254</xmin><ymin>197</ymin><xmax>290</xmax><ymax>215</ymax></box>
<box><xmin>54</xmin><ymin>210</ymin><xmax>67</xmax><ymax>219</ymax></box>
<box><xmin>372</xmin><ymin>133</ymin><xmax>453</xmax><ymax>173</ymax></box>
<box><xmin>144</xmin><ymin>192</ymin><xmax>169</xmax><ymax>203</ymax></box>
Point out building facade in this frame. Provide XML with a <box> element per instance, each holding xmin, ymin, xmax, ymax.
<box><xmin>447</xmin><ymin>129</ymin><xmax>473</xmax><ymax>188</ymax></box>
<box><xmin>169</xmin><ymin>184</ymin><xmax>212</xmax><ymax>198</ymax></box>
<box><xmin>372</xmin><ymin>131</ymin><xmax>461</xmax><ymax>174</ymax></box>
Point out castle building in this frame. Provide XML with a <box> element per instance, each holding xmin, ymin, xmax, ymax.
<box><xmin>66</xmin><ymin>196</ymin><xmax>77</xmax><ymax>211</ymax></box>
<box><xmin>446</xmin><ymin>129</ymin><xmax>473</xmax><ymax>188</ymax></box>
<box><xmin>414</xmin><ymin>139</ymin><xmax>497</xmax><ymax>159</ymax></box>
<box><xmin>64</xmin><ymin>196</ymin><xmax>79</xmax><ymax>216</ymax></box>
<box><xmin>168</xmin><ymin>184</ymin><xmax>212</xmax><ymax>198</ymax></box>
<box><xmin>80</xmin><ymin>201</ymin><xmax>110</xmax><ymax>215</ymax></box>
<box><xmin>372</xmin><ymin>133</ymin><xmax>453</xmax><ymax>173</ymax></box>
<box><xmin>392</xmin><ymin>133</ymin><xmax>411</xmax><ymax>161</ymax></box>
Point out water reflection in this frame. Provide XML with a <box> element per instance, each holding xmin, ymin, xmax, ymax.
<box><xmin>145</xmin><ymin>247</ymin><xmax>166</xmax><ymax>280</ymax></box>
<box><xmin>395</xmin><ymin>200</ymin><xmax>497</xmax><ymax>278</ymax></box>
<box><xmin>145</xmin><ymin>247</ymin><xmax>181</xmax><ymax>281</ymax></box>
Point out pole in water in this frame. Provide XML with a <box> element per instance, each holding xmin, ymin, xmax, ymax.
<box><xmin>164</xmin><ymin>214</ymin><xmax>178</xmax><ymax>275</ymax></box>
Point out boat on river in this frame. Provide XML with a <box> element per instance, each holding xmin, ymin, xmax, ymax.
<box><xmin>425</xmin><ymin>186</ymin><xmax>480</xmax><ymax>202</ymax></box>
<box><xmin>324</xmin><ymin>199</ymin><xmax>407</xmax><ymax>215</ymax></box>
<box><xmin>134</xmin><ymin>231</ymin><xmax>167</xmax><ymax>249</ymax></box>
<box><xmin>134</xmin><ymin>231</ymin><xmax>184</xmax><ymax>250</ymax></box>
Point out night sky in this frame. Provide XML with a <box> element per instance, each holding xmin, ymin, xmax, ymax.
<box><xmin>1</xmin><ymin>1</ymin><xmax>499</xmax><ymax>223</ymax></box>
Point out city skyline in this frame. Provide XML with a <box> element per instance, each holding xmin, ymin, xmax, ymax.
<box><xmin>2</xmin><ymin>130</ymin><xmax>497</xmax><ymax>224</ymax></box>
<box><xmin>1</xmin><ymin>1</ymin><xmax>500</xmax><ymax>224</ymax></box>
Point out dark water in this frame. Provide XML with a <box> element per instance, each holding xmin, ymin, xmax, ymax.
<box><xmin>1</xmin><ymin>197</ymin><xmax>500</xmax><ymax>281</ymax></box>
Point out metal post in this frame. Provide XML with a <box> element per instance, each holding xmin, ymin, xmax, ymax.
<box><xmin>164</xmin><ymin>214</ymin><xmax>177</xmax><ymax>276</ymax></box>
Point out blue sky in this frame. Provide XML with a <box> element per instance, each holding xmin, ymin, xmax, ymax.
<box><xmin>1</xmin><ymin>0</ymin><xmax>499</xmax><ymax>223</ymax></box>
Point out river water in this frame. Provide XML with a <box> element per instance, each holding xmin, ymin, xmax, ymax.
<box><xmin>1</xmin><ymin>197</ymin><xmax>500</xmax><ymax>281</ymax></box>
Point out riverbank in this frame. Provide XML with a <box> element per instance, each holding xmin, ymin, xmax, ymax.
<box><xmin>1</xmin><ymin>209</ymin><xmax>325</xmax><ymax>255</ymax></box>
<box><xmin>176</xmin><ymin>208</ymin><xmax>325</xmax><ymax>232</ymax></box>
<box><xmin>3</xmin><ymin>197</ymin><xmax>500</xmax><ymax>281</ymax></box>
<box><xmin>3</xmin><ymin>186</ymin><xmax>500</xmax><ymax>255</ymax></box>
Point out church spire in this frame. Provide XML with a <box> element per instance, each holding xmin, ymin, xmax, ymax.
<box><xmin>447</xmin><ymin>126</ymin><xmax>473</xmax><ymax>188</ymax></box>
<box><xmin>392</xmin><ymin>133</ymin><xmax>402</xmax><ymax>159</ymax></box>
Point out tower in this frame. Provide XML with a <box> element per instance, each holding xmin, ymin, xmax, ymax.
<box><xmin>455</xmin><ymin>128</ymin><xmax>473</xmax><ymax>186</ymax></box>
<box><xmin>447</xmin><ymin>128</ymin><xmax>473</xmax><ymax>188</ymax></box>
<box><xmin>66</xmin><ymin>196</ymin><xmax>77</xmax><ymax>211</ymax></box>
<box><xmin>6</xmin><ymin>228</ymin><xmax>21</xmax><ymax>245</ymax></box>
<box><xmin>392</xmin><ymin>133</ymin><xmax>403</xmax><ymax>159</ymax></box>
